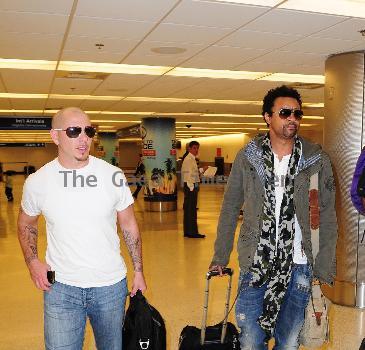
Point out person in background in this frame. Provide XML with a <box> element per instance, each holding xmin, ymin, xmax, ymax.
<box><xmin>210</xmin><ymin>85</ymin><xmax>338</xmax><ymax>349</ymax></box>
<box><xmin>17</xmin><ymin>107</ymin><xmax>146</xmax><ymax>350</ymax></box>
<box><xmin>181</xmin><ymin>140</ymin><xmax>205</xmax><ymax>238</ymax></box>
<box><xmin>132</xmin><ymin>154</ymin><xmax>145</xmax><ymax>199</ymax></box>
<box><xmin>350</xmin><ymin>148</ymin><xmax>365</xmax><ymax>350</ymax></box>
<box><xmin>0</xmin><ymin>162</ymin><xmax>3</xmax><ymax>182</ymax></box>
<box><xmin>4</xmin><ymin>170</ymin><xmax>14</xmax><ymax>202</ymax></box>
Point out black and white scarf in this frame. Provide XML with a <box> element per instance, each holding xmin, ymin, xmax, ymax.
<box><xmin>250</xmin><ymin>133</ymin><xmax>301</xmax><ymax>336</ymax></box>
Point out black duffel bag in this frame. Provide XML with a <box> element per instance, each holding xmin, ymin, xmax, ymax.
<box><xmin>179</xmin><ymin>322</ymin><xmax>239</xmax><ymax>349</ymax></box>
<box><xmin>123</xmin><ymin>290</ymin><xmax>166</xmax><ymax>350</ymax></box>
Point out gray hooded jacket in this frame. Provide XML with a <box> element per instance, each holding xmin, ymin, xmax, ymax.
<box><xmin>211</xmin><ymin>134</ymin><xmax>338</xmax><ymax>284</ymax></box>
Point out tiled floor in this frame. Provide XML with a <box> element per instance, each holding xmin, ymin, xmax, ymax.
<box><xmin>0</xmin><ymin>175</ymin><xmax>364</xmax><ymax>349</ymax></box>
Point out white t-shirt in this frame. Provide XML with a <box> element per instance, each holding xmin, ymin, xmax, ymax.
<box><xmin>273</xmin><ymin>152</ymin><xmax>308</xmax><ymax>264</ymax></box>
<box><xmin>21</xmin><ymin>156</ymin><xmax>134</xmax><ymax>288</ymax></box>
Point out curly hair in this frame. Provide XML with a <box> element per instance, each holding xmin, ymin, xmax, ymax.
<box><xmin>262</xmin><ymin>85</ymin><xmax>302</xmax><ymax>117</ymax></box>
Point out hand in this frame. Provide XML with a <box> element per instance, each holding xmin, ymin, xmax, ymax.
<box><xmin>209</xmin><ymin>264</ymin><xmax>226</xmax><ymax>277</ymax></box>
<box><xmin>28</xmin><ymin>258</ymin><xmax>52</xmax><ymax>291</ymax></box>
<box><xmin>312</xmin><ymin>278</ymin><xmax>321</xmax><ymax>286</ymax></box>
<box><xmin>130</xmin><ymin>271</ymin><xmax>147</xmax><ymax>297</ymax></box>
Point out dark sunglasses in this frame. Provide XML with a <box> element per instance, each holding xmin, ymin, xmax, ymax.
<box><xmin>53</xmin><ymin>126</ymin><xmax>96</xmax><ymax>138</ymax></box>
<box><xmin>275</xmin><ymin>108</ymin><xmax>304</xmax><ymax>120</ymax></box>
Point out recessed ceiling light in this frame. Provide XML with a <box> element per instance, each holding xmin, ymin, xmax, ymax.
<box><xmin>151</xmin><ymin>47</ymin><xmax>187</xmax><ymax>54</ymax></box>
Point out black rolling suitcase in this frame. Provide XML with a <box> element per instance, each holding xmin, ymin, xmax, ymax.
<box><xmin>360</xmin><ymin>338</ymin><xmax>365</xmax><ymax>350</ymax></box>
<box><xmin>178</xmin><ymin>268</ymin><xmax>240</xmax><ymax>349</ymax></box>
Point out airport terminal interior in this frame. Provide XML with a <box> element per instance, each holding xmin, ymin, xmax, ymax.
<box><xmin>1</xmin><ymin>0</ymin><xmax>365</xmax><ymax>349</ymax></box>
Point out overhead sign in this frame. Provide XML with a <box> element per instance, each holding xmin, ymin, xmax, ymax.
<box><xmin>0</xmin><ymin>117</ymin><xmax>52</xmax><ymax>130</ymax></box>
<box><xmin>0</xmin><ymin>143</ymin><xmax>46</xmax><ymax>147</ymax></box>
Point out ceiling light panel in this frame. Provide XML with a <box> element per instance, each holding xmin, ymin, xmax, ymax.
<box><xmin>259</xmin><ymin>73</ymin><xmax>325</xmax><ymax>84</ymax></box>
<box><xmin>0</xmin><ymin>109</ymin><xmax>43</xmax><ymax>113</ymax></box>
<box><xmin>0</xmin><ymin>58</ymin><xmax>56</xmax><ymax>70</ymax></box>
<box><xmin>91</xmin><ymin>120</ymin><xmax>141</xmax><ymax>123</ymax></box>
<box><xmin>59</xmin><ymin>61</ymin><xmax>171</xmax><ymax>75</ymax></box>
<box><xmin>0</xmin><ymin>58</ymin><xmax>325</xmax><ymax>84</ymax></box>
<box><xmin>204</xmin><ymin>0</ymin><xmax>283</xmax><ymax>6</ymax></box>
<box><xmin>167</xmin><ymin>67</ymin><xmax>266</xmax><ymax>80</ymax></box>
<box><xmin>0</xmin><ymin>93</ymin><xmax>47</xmax><ymax>99</ymax></box>
<box><xmin>279</xmin><ymin>0</ymin><xmax>365</xmax><ymax>18</ymax></box>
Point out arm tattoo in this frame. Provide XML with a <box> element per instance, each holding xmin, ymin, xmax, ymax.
<box><xmin>122</xmin><ymin>228</ymin><xmax>143</xmax><ymax>272</ymax></box>
<box><xmin>19</xmin><ymin>224</ymin><xmax>38</xmax><ymax>266</ymax></box>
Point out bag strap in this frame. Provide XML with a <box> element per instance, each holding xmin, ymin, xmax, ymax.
<box><xmin>309</xmin><ymin>172</ymin><xmax>330</xmax><ymax>337</ymax></box>
<box><xmin>309</xmin><ymin>172</ymin><xmax>320</xmax><ymax>260</ymax></box>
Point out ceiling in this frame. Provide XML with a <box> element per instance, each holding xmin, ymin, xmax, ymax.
<box><xmin>0</xmin><ymin>0</ymin><xmax>364</xmax><ymax>142</ymax></box>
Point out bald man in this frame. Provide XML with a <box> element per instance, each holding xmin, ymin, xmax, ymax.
<box><xmin>18</xmin><ymin>107</ymin><xmax>146</xmax><ymax>350</ymax></box>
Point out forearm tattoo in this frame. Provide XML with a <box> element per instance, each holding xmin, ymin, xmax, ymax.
<box><xmin>18</xmin><ymin>220</ymin><xmax>38</xmax><ymax>266</ymax></box>
<box><xmin>122</xmin><ymin>228</ymin><xmax>143</xmax><ymax>272</ymax></box>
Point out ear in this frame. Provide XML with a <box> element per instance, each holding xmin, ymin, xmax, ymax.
<box><xmin>50</xmin><ymin>129</ymin><xmax>60</xmax><ymax>146</ymax></box>
<box><xmin>264</xmin><ymin>113</ymin><xmax>272</xmax><ymax>126</ymax></box>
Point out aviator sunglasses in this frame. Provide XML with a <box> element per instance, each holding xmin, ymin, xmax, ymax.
<box><xmin>274</xmin><ymin>108</ymin><xmax>304</xmax><ymax>120</ymax></box>
<box><xmin>53</xmin><ymin>126</ymin><xmax>96</xmax><ymax>138</ymax></box>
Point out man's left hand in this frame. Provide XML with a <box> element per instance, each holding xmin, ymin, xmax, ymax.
<box><xmin>312</xmin><ymin>278</ymin><xmax>321</xmax><ymax>286</ymax></box>
<box><xmin>130</xmin><ymin>271</ymin><xmax>147</xmax><ymax>297</ymax></box>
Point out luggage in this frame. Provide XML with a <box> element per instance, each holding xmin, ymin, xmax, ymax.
<box><xmin>360</xmin><ymin>338</ymin><xmax>365</xmax><ymax>350</ymax></box>
<box><xmin>123</xmin><ymin>290</ymin><xmax>166</xmax><ymax>350</ymax></box>
<box><xmin>178</xmin><ymin>268</ymin><xmax>240</xmax><ymax>349</ymax></box>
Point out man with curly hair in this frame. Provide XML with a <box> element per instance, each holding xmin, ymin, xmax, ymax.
<box><xmin>210</xmin><ymin>85</ymin><xmax>338</xmax><ymax>349</ymax></box>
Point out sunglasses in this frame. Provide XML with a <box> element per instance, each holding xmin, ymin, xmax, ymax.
<box><xmin>274</xmin><ymin>108</ymin><xmax>304</xmax><ymax>120</ymax></box>
<box><xmin>53</xmin><ymin>126</ymin><xmax>96</xmax><ymax>138</ymax></box>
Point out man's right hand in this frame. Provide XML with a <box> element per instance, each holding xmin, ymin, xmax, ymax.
<box><xmin>209</xmin><ymin>265</ymin><xmax>227</xmax><ymax>277</ymax></box>
<box><xmin>28</xmin><ymin>258</ymin><xmax>52</xmax><ymax>291</ymax></box>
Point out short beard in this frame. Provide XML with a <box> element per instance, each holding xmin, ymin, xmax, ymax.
<box><xmin>282</xmin><ymin>124</ymin><xmax>297</xmax><ymax>139</ymax></box>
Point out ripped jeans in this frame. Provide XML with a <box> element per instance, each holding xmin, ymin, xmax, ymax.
<box><xmin>235</xmin><ymin>264</ymin><xmax>312</xmax><ymax>350</ymax></box>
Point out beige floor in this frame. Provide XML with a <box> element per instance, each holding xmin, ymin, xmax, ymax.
<box><xmin>0</xmin><ymin>175</ymin><xmax>364</xmax><ymax>350</ymax></box>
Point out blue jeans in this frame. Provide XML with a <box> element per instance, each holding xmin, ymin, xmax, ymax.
<box><xmin>236</xmin><ymin>264</ymin><xmax>312</xmax><ymax>350</ymax></box>
<box><xmin>44</xmin><ymin>279</ymin><xmax>128</xmax><ymax>350</ymax></box>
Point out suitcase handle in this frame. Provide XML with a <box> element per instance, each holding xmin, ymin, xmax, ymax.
<box><xmin>206</xmin><ymin>267</ymin><xmax>233</xmax><ymax>279</ymax></box>
<box><xmin>201</xmin><ymin>268</ymin><xmax>233</xmax><ymax>345</ymax></box>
